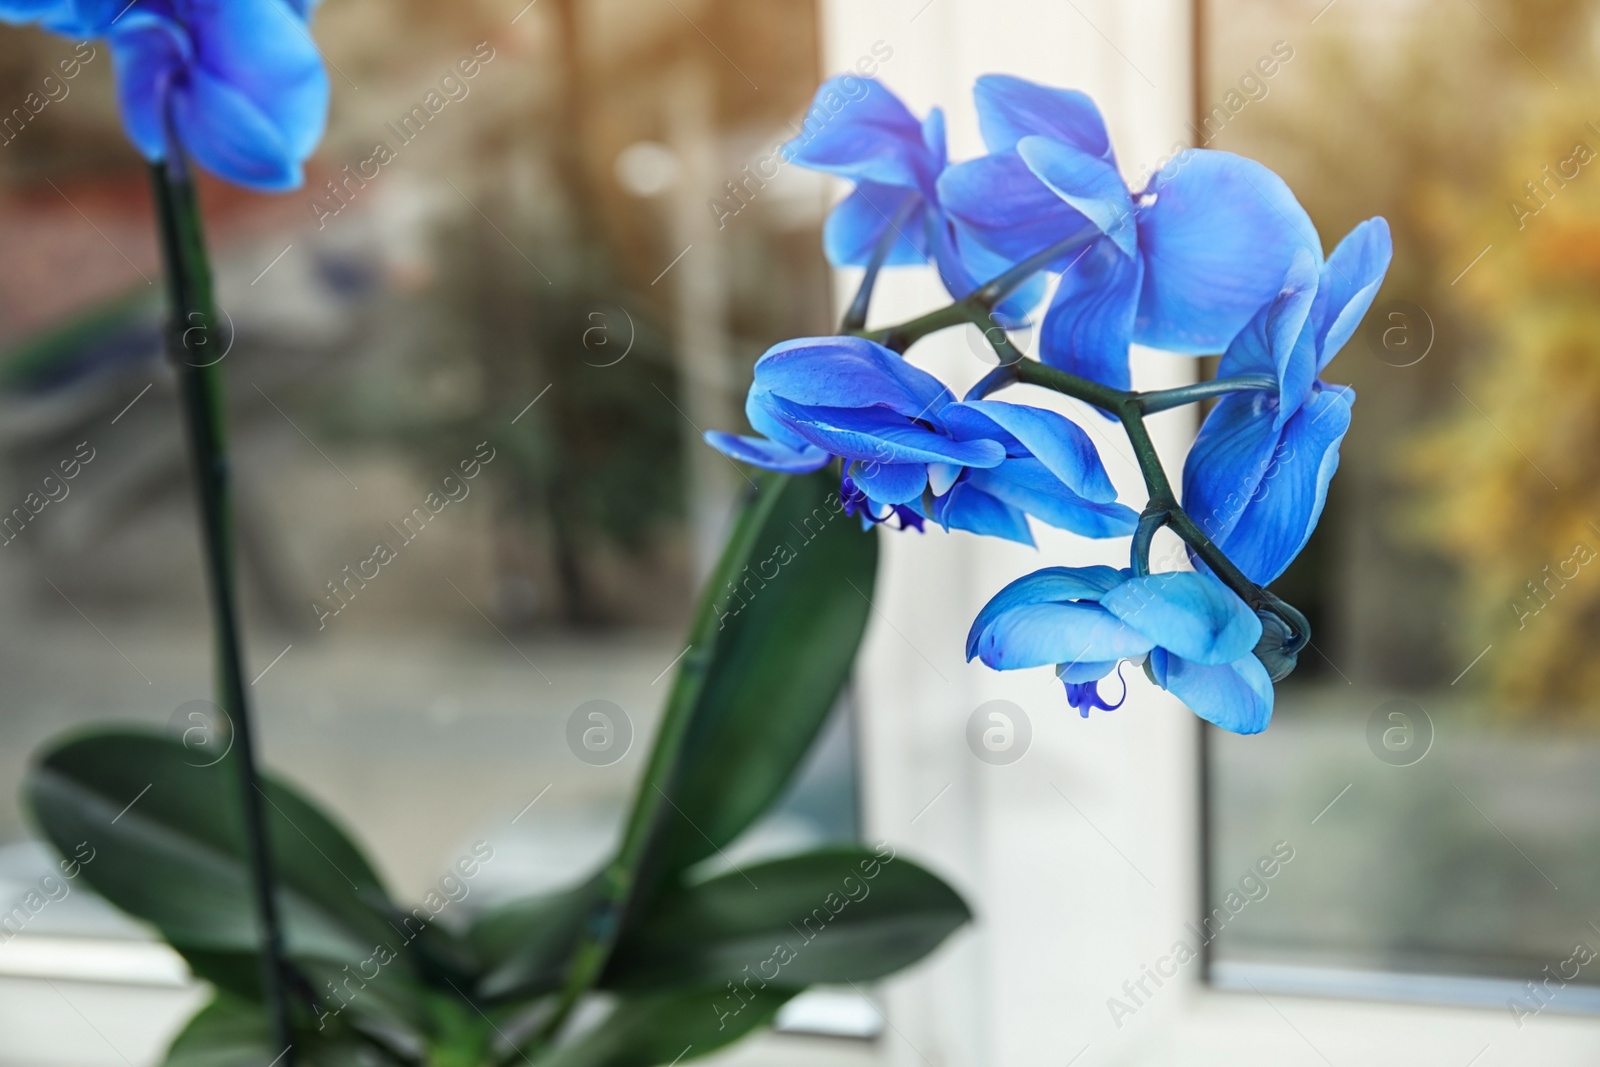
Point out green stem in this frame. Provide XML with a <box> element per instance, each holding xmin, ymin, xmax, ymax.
<box><xmin>1167</xmin><ymin>509</ymin><xmax>1273</xmax><ymax>614</ymax></box>
<box><xmin>845</xmin><ymin>244</ymin><xmax>1313</xmax><ymax>658</ymax></box>
<box><xmin>1137</xmin><ymin>374</ymin><xmax>1276</xmax><ymax>414</ymax></box>
<box><xmin>1130</xmin><ymin>507</ymin><xmax>1170</xmax><ymax>577</ymax></box>
<box><xmin>1116</xmin><ymin>406</ymin><xmax>1177</xmax><ymax>509</ymax></box>
<box><xmin>149</xmin><ymin>163</ymin><xmax>297</xmax><ymax>1061</ymax></box>
<box><xmin>1011</xmin><ymin>356</ymin><xmax>1128</xmax><ymax>415</ymax></box>
<box><xmin>860</xmin><ymin>228</ymin><xmax>1095</xmax><ymax>353</ymax></box>
<box><xmin>975</xmin><ymin>339</ymin><xmax>1285</xmax><ymax>622</ymax></box>
<box><xmin>1117</xmin><ymin>406</ymin><xmax>1277</xmax><ymax>614</ymax></box>
<box><xmin>534</xmin><ymin>474</ymin><xmax>791</xmax><ymax>1047</ymax></box>
<box><xmin>970</xmin><ymin>225</ymin><xmax>1096</xmax><ymax>307</ymax></box>
<box><xmin>866</xmin><ymin>301</ymin><xmax>971</xmax><ymax>355</ymax></box>
<box><xmin>840</xmin><ymin>200</ymin><xmax>916</xmax><ymax>332</ymax></box>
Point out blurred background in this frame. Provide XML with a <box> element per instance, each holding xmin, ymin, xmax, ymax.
<box><xmin>4</xmin><ymin>0</ymin><xmax>1600</xmax><ymax>1064</ymax></box>
<box><xmin>0</xmin><ymin>2</ymin><xmax>868</xmax><ymax>1062</ymax></box>
<box><xmin>1205</xmin><ymin>0</ymin><xmax>1600</xmax><ymax>1010</ymax></box>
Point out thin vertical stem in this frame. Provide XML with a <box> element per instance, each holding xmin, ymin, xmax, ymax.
<box><xmin>149</xmin><ymin>163</ymin><xmax>297</xmax><ymax>1061</ymax></box>
<box><xmin>840</xmin><ymin>199</ymin><xmax>917</xmax><ymax>332</ymax></box>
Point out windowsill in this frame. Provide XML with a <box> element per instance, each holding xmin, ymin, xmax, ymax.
<box><xmin>1127</xmin><ymin>975</ymin><xmax>1600</xmax><ymax>1065</ymax></box>
<box><xmin>1211</xmin><ymin>959</ymin><xmax>1600</xmax><ymax>1017</ymax></box>
<box><xmin>0</xmin><ymin>935</ymin><xmax>884</xmax><ymax>1066</ymax></box>
<box><xmin>0</xmin><ymin>935</ymin><xmax>188</xmax><ymax>987</ymax></box>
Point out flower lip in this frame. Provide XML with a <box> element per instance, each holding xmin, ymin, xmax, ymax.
<box><xmin>1063</xmin><ymin>662</ymin><xmax>1129</xmax><ymax>717</ymax></box>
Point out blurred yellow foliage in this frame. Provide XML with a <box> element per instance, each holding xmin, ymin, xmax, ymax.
<box><xmin>1405</xmin><ymin>93</ymin><xmax>1600</xmax><ymax>717</ymax></box>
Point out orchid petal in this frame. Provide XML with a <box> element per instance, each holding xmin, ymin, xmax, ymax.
<box><xmin>973</xmin><ymin>73</ymin><xmax>1112</xmax><ymax>159</ymax></box>
<box><xmin>1314</xmin><ymin>217</ymin><xmax>1393</xmax><ymax>372</ymax></box>
<box><xmin>1134</xmin><ymin>150</ymin><xmax>1319</xmax><ymax>354</ymax></box>
<box><xmin>1101</xmin><ymin>572</ymin><xmax>1261</xmax><ymax>666</ymax></box>
<box><xmin>1039</xmin><ymin>236</ymin><xmax>1142</xmax><ymax>392</ymax></box>
<box><xmin>704</xmin><ymin>432</ymin><xmax>830</xmax><ymax>474</ymax></box>
<box><xmin>1151</xmin><ymin>649</ymin><xmax>1274</xmax><ymax>734</ymax></box>
<box><xmin>785</xmin><ymin>76</ymin><xmax>937</xmax><ymax>192</ymax></box>
<box><xmin>965</xmin><ymin>462</ymin><xmax>1138</xmax><ymax>539</ymax></box>
<box><xmin>754</xmin><ymin>336</ymin><xmax>952</xmax><ymax>418</ymax></box>
<box><xmin>928</xmin><ymin>211</ymin><xmax>1049</xmax><ymax>326</ymax></box>
<box><xmin>938</xmin><ymin>152</ymin><xmax>1098</xmax><ymax>266</ymax></box>
<box><xmin>850</xmin><ymin>460</ymin><xmax>928</xmax><ymax>505</ymax></box>
<box><xmin>822</xmin><ymin>183</ymin><xmax>929</xmax><ymax>267</ymax></box>
<box><xmin>1208</xmin><ymin>386</ymin><xmax>1353</xmax><ymax>585</ymax></box>
<box><xmin>1181</xmin><ymin>391</ymin><xmax>1282</xmax><ymax>548</ymax></box>
<box><xmin>970</xmin><ymin>600</ymin><xmax>1155</xmax><ymax>671</ymax></box>
<box><xmin>935</xmin><ymin>483</ymin><xmax>1034</xmax><ymax>546</ymax></box>
<box><xmin>1216</xmin><ymin>249</ymin><xmax>1321</xmax><ymax>423</ymax></box>
<box><xmin>774</xmin><ymin>401</ymin><xmax>1006</xmax><ymax>468</ymax></box>
<box><xmin>949</xmin><ymin>400</ymin><xmax>1118</xmax><ymax>502</ymax></box>
<box><xmin>965</xmin><ymin>565</ymin><xmax>1125</xmax><ymax>660</ymax></box>
<box><xmin>183</xmin><ymin>0</ymin><xmax>330</xmax><ymax>161</ymax></box>
<box><xmin>1016</xmin><ymin>136</ymin><xmax>1136</xmax><ymax>258</ymax></box>
<box><xmin>105</xmin><ymin>18</ymin><xmax>185</xmax><ymax>162</ymax></box>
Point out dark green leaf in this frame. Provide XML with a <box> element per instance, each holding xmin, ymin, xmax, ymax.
<box><xmin>0</xmin><ymin>287</ymin><xmax>156</xmax><ymax>393</ymax></box>
<box><xmin>474</xmin><ymin>473</ymin><xmax>877</xmax><ymax>1017</ymax></box>
<box><xmin>606</xmin><ymin>845</ymin><xmax>969</xmax><ymax>990</ymax></box>
<box><xmin>469</xmin><ymin>873</ymin><xmax>602</xmax><ymax>1001</ymax></box>
<box><xmin>536</xmin><ymin>986</ymin><xmax>792</xmax><ymax>1067</ymax></box>
<box><xmin>26</xmin><ymin>729</ymin><xmax>430</xmax><ymax>1025</ymax></box>
<box><xmin>162</xmin><ymin>994</ymin><xmax>274</xmax><ymax>1067</ymax></box>
<box><xmin>645</xmin><ymin>469</ymin><xmax>877</xmax><ymax>880</ymax></box>
<box><xmin>162</xmin><ymin>993</ymin><xmax>373</xmax><ymax>1067</ymax></box>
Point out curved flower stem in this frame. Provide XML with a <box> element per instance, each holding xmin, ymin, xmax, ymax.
<box><xmin>1003</xmin><ymin>357</ymin><xmax>1293</xmax><ymax>628</ymax></box>
<box><xmin>149</xmin><ymin>163</ymin><xmax>297</xmax><ymax>1062</ymax></box>
<box><xmin>1120</xmin><ymin>406</ymin><xmax>1289</xmax><ymax>625</ymax></box>
<box><xmin>840</xmin><ymin>200</ymin><xmax>918</xmax><ymax>332</ymax></box>
<box><xmin>887</xmin><ymin>285</ymin><xmax>1303</xmax><ymax>635</ymax></box>
<box><xmin>1258</xmin><ymin>589</ymin><xmax>1312</xmax><ymax>657</ymax></box>
<box><xmin>1010</xmin><ymin>354</ymin><xmax>1127</xmax><ymax>414</ymax></box>
<box><xmin>1137</xmin><ymin>374</ymin><xmax>1276</xmax><ymax>414</ymax></box>
<box><xmin>970</xmin><ymin>226</ymin><xmax>1095</xmax><ymax>308</ymax></box>
<box><xmin>1130</xmin><ymin>507</ymin><xmax>1170</xmax><ymax>577</ymax></box>
<box><xmin>860</xmin><ymin>228</ymin><xmax>1096</xmax><ymax>353</ymax></box>
<box><xmin>868</xmin><ymin>301</ymin><xmax>971</xmax><ymax>355</ymax></box>
<box><xmin>1166</xmin><ymin>510</ymin><xmax>1270</xmax><ymax>612</ymax></box>
<box><xmin>843</xmin><ymin>242</ymin><xmax>1312</xmax><ymax>670</ymax></box>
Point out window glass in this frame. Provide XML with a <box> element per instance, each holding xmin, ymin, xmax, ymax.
<box><xmin>1204</xmin><ymin>0</ymin><xmax>1600</xmax><ymax>1003</ymax></box>
<box><xmin>0</xmin><ymin>0</ymin><xmax>849</xmax><ymax>964</ymax></box>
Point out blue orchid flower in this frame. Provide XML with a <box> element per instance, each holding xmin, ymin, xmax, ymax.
<box><xmin>0</xmin><ymin>0</ymin><xmax>84</xmax><ymax>31</ymax></box>
<box><xmin>786</xmin><ymin>77</ymin><xmax>1043</xmax><ymax>326</ymax></box>
<box><xmin>937</xmin><ymin>75</ymin><xmax>1319</xmax><ymax>391</ymax></box>
<box><xmin>1180</xmin><ymin>218</ymin><xmax>1392</xmax><ymax>586</ymax></box>
<box><xmin>0</xmin><ymin>0</ymin><xmax>329</xmax><ymax>191</ymax></box>
<box><xmin>967</xmin><ymin>565</ymin><xmax>1274</xmax><ymax>734</ymax></box>
<box><xmin>704</xmin><ymin>336</ymin><xmax>1138</xmax><ymax>544</ymax></box>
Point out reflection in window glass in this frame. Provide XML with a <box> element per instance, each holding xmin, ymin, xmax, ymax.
<box><xmin>1204</xmin><ymin>0</ymin><xmax>1600</xmax><ymax>1005</ymax></box>
<box><xmin>0</xmin><ymin>0</ymin><xmax>850</xmax><ymax>1007</ymax></box>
